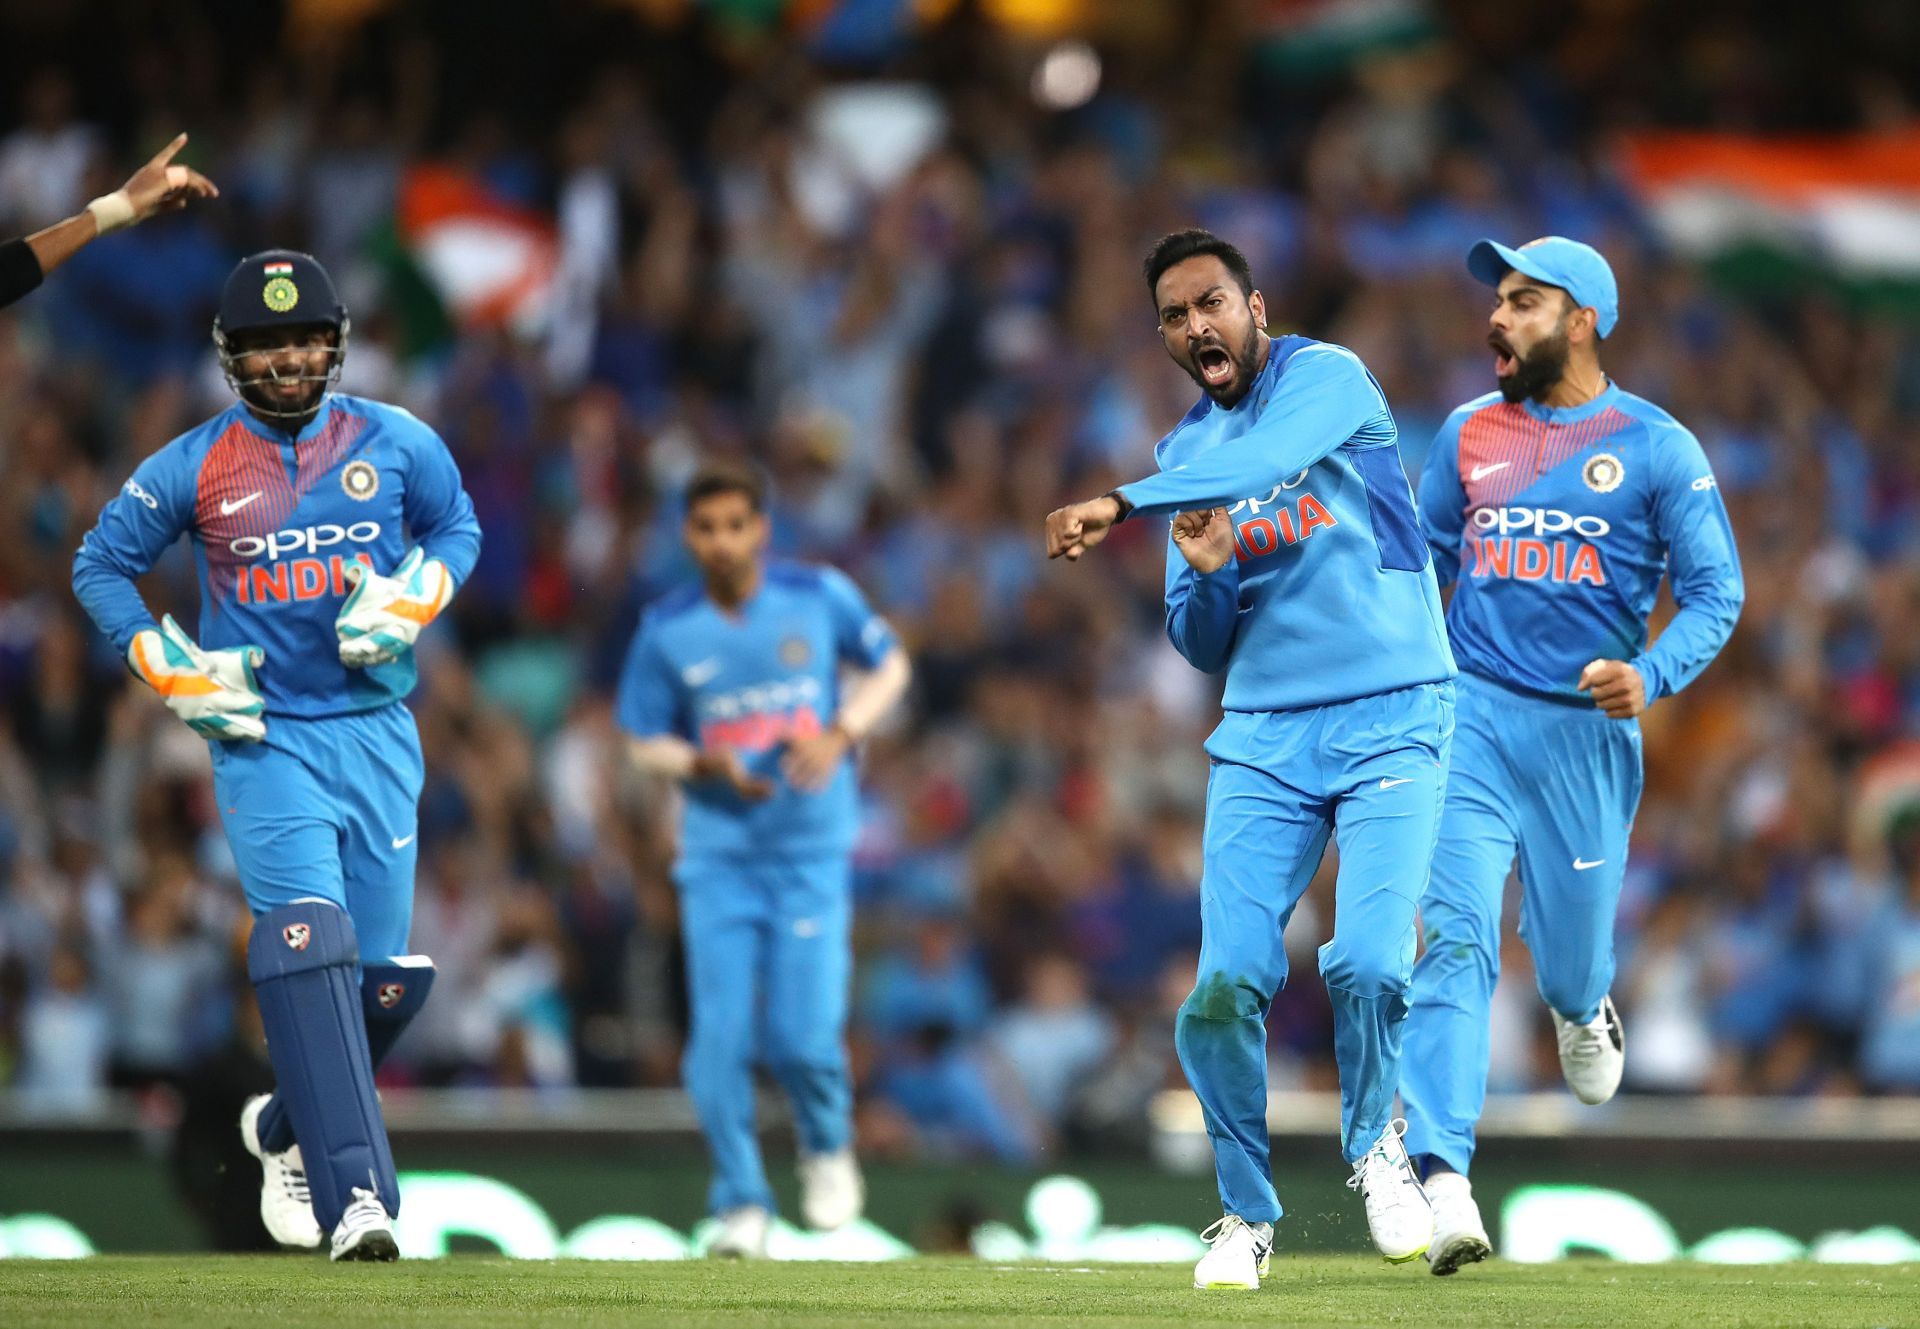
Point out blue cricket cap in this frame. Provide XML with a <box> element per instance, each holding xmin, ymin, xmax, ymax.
<box><xmin>1467</xmin><ymin>236</ymin><xmax>1618</xmax><ymax>339</ymax></box>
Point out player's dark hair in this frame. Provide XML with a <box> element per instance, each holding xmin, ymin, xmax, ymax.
<box><xmin>1144</xmin><ymin>229</ymin><xmax>1254</xmax><ymax>299</ymax></box>
<box><xmin>685</xmin><ymin>462</ymin><xmax>766</xmax><ymax>514</ymax></box>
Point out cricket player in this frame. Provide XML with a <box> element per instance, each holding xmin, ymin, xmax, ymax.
<box><xmin>72</xmin><ymin>249</ymin><xmax>480</xmax><ymax>1260</ymax></box>
<box><xmin>1045</xmin><ymin>229</ymin><xmax>1456</xmax><ymax>1288</ymax></box>
<box><xmin>619</xmin><ymin>463</ymin><xmax>910</xmax><ymax>1259</ymax></box>
<box><xmin>1401</xmin><ymin>237</ymin><xmax>1743</xmax><ymax>1274</ymax></box>
<box><xmin>0</xmin><ymin>133</ymin><xmax>216</xmax><ymax>311</ymax></box>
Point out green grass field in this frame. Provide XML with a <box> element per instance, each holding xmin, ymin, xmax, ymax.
<box><xmin>1</xmin><ymin>1257</ymin><xmax>1915</xmax><ymax>1328</ymax></box>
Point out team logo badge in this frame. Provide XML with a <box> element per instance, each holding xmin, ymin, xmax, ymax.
<box><xmin>779</xmin><ymin>636</ymin><xmax>811</xmax><ymax>667</ymax></box>
<box><xmin>262</xmin><ymin>276</ymin><xmax>300</xmax><ymax>314</ymax></box>
<box><xmin>1582</xmin><ymin>452</ymin><xmax>1625</xmax><ymax>494</ymax></box>
<box><xmin>377</xmin><ymin>983</ymin><xmax>406</xmax><ymax>1009</ymax></box>
<box><xmin>342</xmin><ymin>460</ymin><xmax>380</xmax><ymax>501</ymax></box>
<box><xmin>283</xmin><ymin>923</ymin><xmax>311</xmax><ymax>951</ymax></box>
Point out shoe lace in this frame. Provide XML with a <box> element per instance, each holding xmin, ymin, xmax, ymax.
<box><xmin>1346</xmin><ymin>1119</ymin><xmax>1413</xmax><ymax>1195</ymax></box>
<box><xmin>1558</xmin><ymin>1013</ymin><xmax>1609</xmax><ymax>1063</ymax></box>
<box><xmin>1199</xmin><ymin>1215</ymin><xmax>1245</xmax><ymax>1246</ymax></box>
<box><xmin>339</xmin><ymin>1185</ymin><xmax>384</xmax><ymax>1227</ymax></box>
<box><xmin>282</xmin><ymin>1161</ymin><xmax>311</xmax><ymax>1205</ymax></box>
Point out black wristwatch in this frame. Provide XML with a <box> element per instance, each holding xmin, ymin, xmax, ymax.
<box><xmin>1103</xmin><ymin>490</ymin><xmax>1134</xmax><ymax>523</ymax></box>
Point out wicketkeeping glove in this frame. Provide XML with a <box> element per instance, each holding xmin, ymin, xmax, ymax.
<box><xmin>335</xmin><ymin>547</ymin><xmax>453</xmax><ymax>668</ymax></box>
<box><xmin>128</xmin><ymin>614</ymin><xmax>267</xmax><ymax>743</ymax></box>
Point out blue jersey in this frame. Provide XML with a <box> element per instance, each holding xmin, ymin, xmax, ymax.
<box><xmin>616</xmin><ymin>561</ymin><xmax>898</xmax><ymax>862</ymax></box>
<box><xmin>72</xmin><ymin>395</ymin><xmax>481</xmax><ymax>718</ymax></box>
<box><xmin>1416</xmin><ymin>384</ymin><xmax>1744</xmax><ymax>704</ymax></box>
<box><xmin>1116</xmin><ymin>335</ymin><xmax>1455</xmax><ymax>712</ymax></box>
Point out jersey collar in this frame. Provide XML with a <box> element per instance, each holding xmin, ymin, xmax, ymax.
<box><xmin>1520</xmin><ymin>380</ymin><xmax>1620</xmax><ymax>426</ymax></box>
<box><xmin>1221</xmin><ymin>333</ymin><xmax>1288</xmax><ymax>414</ymax></box>
<box><xmin>240</xmin><ymin>396</ymin><xmax>336</xmax><ymax>446</ymax></box>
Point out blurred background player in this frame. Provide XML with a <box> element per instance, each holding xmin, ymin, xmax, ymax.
<box><xmin>0</xmin><ymin>132</ymin><xmax>214</xmax><ymax>310</ymax></box>
<box><xmin>1044</xmin><ymin>229</ymin><xmax>1455</xmax><ymax>1288</ymax></box>
<box><xmin>618</xmin><ymin>462</ymin><xmax>910</xmax><ymax>1259</ymax></box>
<box><xmin>1403</xmin><ymin>237</ymin><xmax>1744</xmax><ymax>1273</ymax></box>
<box><xmin>70</xmin><ymin>249</ymin><xmax>481</xmax><ymax>1259</ymax></box>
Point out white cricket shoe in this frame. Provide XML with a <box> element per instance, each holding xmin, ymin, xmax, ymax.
<box><xmin>329</xmin><ymin>1186</ymin><xmax>399</xmax><ymax>1262</ymax></box>
<box><xmin>238</xmin><ymin>1094</ymin><xmax>322</xmax><ymax>1250</ymax></box>
<box><xmin>708</xmin><ymin>1206</ymin><xmax>771</xmax><ymax>1258</ymax></box>
<box><xmin>1192</xmin><ymin>1214</ymin><xmax>1272</xmax><ymax>1290</ymax></box>
<box><xmin>1554</xmin><ymin>995</ymin><xmax>1625</xmax><ymax>1105</ymax></box>
<box><xmin>1348</xmin><ymin>1119</ymin><xmax>1431</xmax><ymax>1264</ymax></box>
<box><xmin>1424</xmin><ymin>1171</ymin><xmax>1491</xmax><ymax>1276</ymax></box>
<box><xmin>799</xmin><ymin>1149</ymin><xmax>864</xmax><ymax>1231</ymax></box>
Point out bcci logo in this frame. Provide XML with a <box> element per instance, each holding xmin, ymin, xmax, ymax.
<box><xmin>377</xmin><ymin>983</ymin><xmax>406</xmax><ymax>1009</ymax></box>
<box><xmin>283</xmin><ymin>923</ymin><xmax>311</xmax><ymax>951</ymax></box>
<box><xmin>262</xmin><ymin>277</ymin><xmax>300</xmax><ymax>314</ymax></box>
<box><xmin>1582</xmin><ymin>452</ymin><xmax>1625</xmax><ymax>494</ymax></box>
<box><xmin>342</xmin><ymin>460</ymin><xmax>380</xmax><ymax>501</ymax></box>
<box><xmin>779</xmin><ymin>636</ymin><xmax>811</xmax><ymax>667</ymax></box>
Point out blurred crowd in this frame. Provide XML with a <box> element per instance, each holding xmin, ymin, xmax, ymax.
<box><xmin>2</xmin><ymin>0</ymin><xmax>1920</xmax><ymax>1166</ymax></box>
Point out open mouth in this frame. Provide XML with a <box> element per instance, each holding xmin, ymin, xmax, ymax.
<box><xmin>1194</xmin><ymin>344</ymin><xmax>1234</xmax><ymax>388</ymax></box>
<box><xmin>1489</xmin><ymin>338</ymin><xmax>1518</xmax><ymax>378</ymax></box>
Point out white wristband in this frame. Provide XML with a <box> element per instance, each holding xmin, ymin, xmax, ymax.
<box><xmin>86</xmin><ymin>190</ymin><xmax>136</xmax><ymax>234</ymax></box>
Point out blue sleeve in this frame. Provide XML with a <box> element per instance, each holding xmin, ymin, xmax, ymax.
<box><xmin>398</xmin><ymin>414</ymin><xmax>482</xmax><ymax>588</ymax></box>
<box><xmin>1632</xmin><ymin>429</ymin><xmax>1744</xmax><ymax>702</ymax></box>
<box><xmin>821</xmin><ymin>567</ymin><xmax>898</xmax><ymax>668</ymax></box>
<box><xmin>71</xmin><ymin>444</ymin><xmax>194</xmax><ymax>655</ymax></box>
<box><xmin>1116</xmin><ymin>344</ymin><xmax>1385</xmax><ymax>516</ymax></box>
<box><xmin>1418</xmin><ymin>408</ymin><xmax>1470</xmax><ymax>589</ymax></box>
<box><xmin>1164</xmin><ymin>531</ymin><xmax>1240</xmax><ymax>674</ymax></box>
<box><xmin>615</xmin><ymin>616</ymin><xmax>688</xmax><ymax>740</ymax></box>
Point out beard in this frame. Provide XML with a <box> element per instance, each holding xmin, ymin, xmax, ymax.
<box><xmin>1185</xmin><ymin>324</ymin><xmax>1264</xmax><ymax>407</ymax></box>
<box><xmin>240</xmin><ymin>377</ymin><xmax>328</xmax><ymax>423</ymax></box>
<box><xmin>1494</xmin><ymin>325</ymin><xmax>1571</xmax><ymax>403</ymax></box>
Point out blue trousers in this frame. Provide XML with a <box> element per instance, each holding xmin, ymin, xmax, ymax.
<box><xmin>1177</xmin><ymin>681</ymin><xmax>1454</xmax><ymax>1224</ymax></box>
<box><xmin>210</xmin><ymin>703</ymin><xmax>422</xmax><ymax>960</ymax></box>
<box><xmin>1401</xmin><ymin>673</ymin><xmax>1643</xmax><ymax>1176</ymax></box>
<box><xmin>677</xmin><ymin>855</ymin><xmax>853</xmax><ymax>1216</ymax></box>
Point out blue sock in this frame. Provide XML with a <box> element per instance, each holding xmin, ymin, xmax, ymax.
<box><xmin>1420</xmin><ymin>1154</ymin><xmax>1459</xmax><ymax>1183</ymax></box>
<box><xmin>257</xmin><ymin>955</ymin><xmax>436</xmax><ymax>1155</ymax></box>
<box><xmin>247</xmin><ymin>900</ymin><xmax>398</xmax><ymax>1230</ymax></box>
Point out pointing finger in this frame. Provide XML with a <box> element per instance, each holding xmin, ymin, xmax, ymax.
<box><xmin>147</xmin><ymin>132</ymin><xmax>189</xmax><ymax>170</ymax></box>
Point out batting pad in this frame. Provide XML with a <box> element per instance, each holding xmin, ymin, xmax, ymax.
<box><xmin>361</xmin><ymin>955</ymin><xmax>436</xmax><ymax>1068</ymax></box>
<box><xmin>247</xmin><ymin>899</ymin><xmax>398</xmax><ymax>1231</ymax></box>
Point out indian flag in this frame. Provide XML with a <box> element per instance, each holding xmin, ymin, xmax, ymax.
<box><xmin>264</xmin><ymin>261</ymin><xmax>293</xmax><ymax>276</ymax></box>
<box><xmin>1621</xmin><ymin>130</ymin><xmax>1920</xmax><ymax>313</ymax></box>
<box><xmin>395</xmin><ymin>165</ymin><xmax>557</xmax><ymax>336</ymax></box>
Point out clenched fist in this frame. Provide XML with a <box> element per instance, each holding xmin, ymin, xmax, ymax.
<box><xmin>1577</xmin><ymin>659</ymin><xmax>1645</xmax><ymax>719</ymax></box>
<box><xmin>1172</xmin><ymin>508</ymin><xmax>1236</xmax><ymax>574</ymax></box>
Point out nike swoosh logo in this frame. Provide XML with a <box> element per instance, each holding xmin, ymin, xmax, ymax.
<box><xmin>1378</xmin><ymin>777</ymin><xmax>1414</xmax><ymax>790</ymax></box>
<box><xmin>392</xmin><ymin>833</ymin><xmax>417</xmax><ymax>850</ymax></box>
<box><xmin>681</xmin><ymin>659</ymin><xmax>722</xmax><ymax>687</ymax></box>
<box><xmin>1468</xmin><ymin>462</ymin><xmax>1510</xmax><ymax>481</ymax></box>
<box><xmin>220</xmin><ymin>491</ymin><xmax>263</xmax><ymax>516</ymax></box>
<box><xmin>1573</xmin><ymin>857</ymin><xmax>1604</xmax><ymax>870</ymax></box>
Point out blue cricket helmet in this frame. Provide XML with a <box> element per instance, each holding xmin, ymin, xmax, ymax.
<box><xmin>212</xmin><ymin>249</ymin><xmax>351</xmax><ymax>423</ymax></box>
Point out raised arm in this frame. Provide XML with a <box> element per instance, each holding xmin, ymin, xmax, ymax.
<box><xmin>4</xmin><ymin>133</ymin><xmax>218</xmax><ymax>309</ymax></box>
<box><xmin>1116</xmin><ymin>345</ymin><xmax>1386</xmax><ymax>517</ymax></box>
